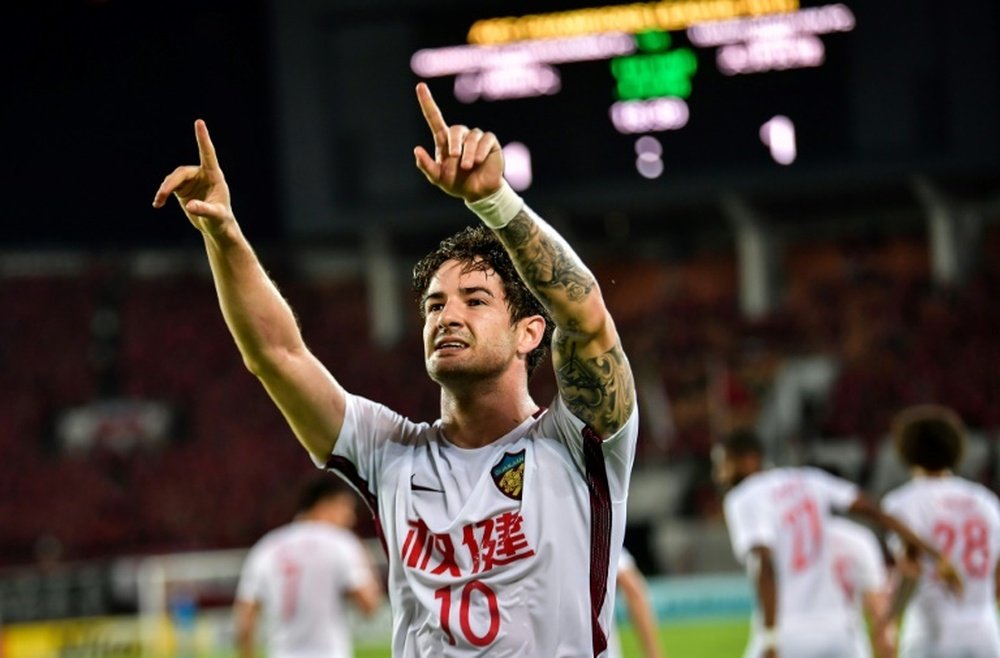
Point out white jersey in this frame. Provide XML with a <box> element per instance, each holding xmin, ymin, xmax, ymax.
<box><xmin>882</xmin><ymin>475</ymin><xmax>1000</xmax><ymax>658</ymax></box>
<box><xmin>828</xmin><ymin>517</ymin><xmax>888</xmax><ymax>658</ymax></box>
<box><xmin>723</xmin><ymin>467</ymin><xmax>861</xmax><ymax>658</ymax></box>
<box><xmin>235</xmin><ymin>520</ymin><xmax>375</xmax><ymax>658</ymax></box>
<box><xmin>323</xmin><ymin>392</ymin><xmax>638</xmax><ymax>657</ymax></box>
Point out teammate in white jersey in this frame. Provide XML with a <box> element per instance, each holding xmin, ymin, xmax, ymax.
<box><xmin>154</xmin><ymin>82</ymin><xmax>636</xmax><ymax>657</ymax></box>
<box><xmin>234</xmin><ymin>476</ymin><xmax>381</xmax><ymax>658</ymax></box>
<box><xmin>827</xmin><ymin>516</ymin><xmax>894</xmax><ymax>658</ymax></box>
<box><xmin>882</xmin><ymin>404</ymin><xmax>1000</xmax><ymax>658</ymax></box>
<box><xmin>714</xmin><ymin>430</ymin><xmax>959</xmax><ymax>658</ymax></box>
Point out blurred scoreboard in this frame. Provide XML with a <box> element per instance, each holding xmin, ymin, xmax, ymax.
<box><xmin>409</xmin><ymin>0</ymin><xmax>857</xmax><ymax>190</ymax></box>
<box><xmin>276</xmin><ymin>0</ymin><xmax>998</xmax><ymax>234</ymax></box>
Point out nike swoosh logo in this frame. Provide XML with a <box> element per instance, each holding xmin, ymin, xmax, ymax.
<box><xmin>410</xmin><ymin>473</ymin><xmax>444</xmax><ymax>493</ymax></box>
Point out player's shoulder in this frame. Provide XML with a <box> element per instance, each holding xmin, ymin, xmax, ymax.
<box><xmin>950</xmin><ymin>476</ymin><xmax>1000</xmax><ymax>511</ymax></box>
<box><xmin>247</xmin><ymin>522</ymin><xmax>298</xmax><ymax>556</ymax></box>
<box><xmin>345</xmin><ymin>392</ymin><xmax>436</xmax><ymax>444</ymax></box>
<box><xmin>726</xmin><ymin>468</ymin><xmax>780</xmax><ymax>502</ymax></box>
<box><xmin>827</xmin><ymin>516</ymin><xmax>875</xmax><ymax>543</ymax></box>
<box><xmin>795</xmin><ymin>464</ymin><xmax>852</xmax><ymax>489</ymax></box>
<box><xmin>950</xmin><ymin>474</ymin><xmax>997</xmax><ymax>495</ymax></box>
<box><xmin>757</xmin><ymin>465</ymin><xmax>811</xmax><ymax>491</ymax></box>
<box><xmin>297</xmin><ymin>519</ymin><xmax>357</xmax><ymax>541</ymax></box>
<box><xmin>826</xmin><ymin>515</ymin><xmax>851</xmax><ymax>533</ymax></box>
<box><xmin>882</xmin><ymin>476</ymin><xmax>923</xmax><ymax>503</ymax></box>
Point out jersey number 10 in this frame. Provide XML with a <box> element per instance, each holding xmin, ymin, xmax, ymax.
<box><xmin>434</xmin><ymin>580</ymin><xmax>501</xmax><ymax>647</ymax></box>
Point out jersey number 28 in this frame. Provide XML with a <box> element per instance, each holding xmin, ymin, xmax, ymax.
<box><xmin>932</xmin><ymin>516</ymin><xmax>992</xmax><ymax>578</ymax></box>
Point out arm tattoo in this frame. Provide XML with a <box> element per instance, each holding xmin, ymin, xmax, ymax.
<box><xmin>500</xmin><ymin>208</ymin><xmax>635</xmax><ymax>435</ymax></box>
<box><xmin>499</xmin><ymin>211</ymin><xmax>594</xmax><ymax>304</ymax></box>
<box><xmin>554</xmin><ymin>330</ymin><xmax>636</xmax><ymax>437</ymax></box>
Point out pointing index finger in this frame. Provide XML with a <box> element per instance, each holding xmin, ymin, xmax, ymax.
<box><xmin>194</xmin><ymin>119</ymin><xmax>220</xmax><ymax>171</ymax></box>
<box><xmin>416</xmin><ymin>82</ymin><xmax>449</xmax><ymax>147</ymax></box>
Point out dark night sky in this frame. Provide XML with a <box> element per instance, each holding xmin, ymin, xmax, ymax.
<box><xmin>3</xmin><ymin>0</ymin><xmax>999</xmax><ymax>250</ymax></box>
<box><xmin>3</xmin><ymin>0</ymin><xmax>278</xmax><ymax>248</ymax></box>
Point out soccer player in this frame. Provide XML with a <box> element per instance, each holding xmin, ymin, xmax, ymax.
<box><xmin>153</xmin><ymin>82</ymin><xmax>637</xmax><ymax>656</ymax></box>
<box><xmin>827</xmin><ymin>515</ymin><xmax>895</xmax><ymax>658</ymax></box>
<box><xmin>234</xmin><ymin>475</ymin><xmax>381</xmax><ymax>658</ymax></box>
<box><xmin>609</xmin><ymin>547</ymin><xmax>663</xmax><ymax>658</ymax></box>
<box><xmin>882</xmin><ymin>404</ymin><xmax>1000</xmax><ymax>658</ymax></box>
<box><xmin>714</xmin><ymin>429</ymin><xmax>959</xmax><ymax>658</ymax></box>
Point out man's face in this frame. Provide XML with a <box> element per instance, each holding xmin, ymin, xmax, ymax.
<box><xmin>421</xmin><ymin>259</ymin><xmax>521</xmax><ymax>385</ymax></box>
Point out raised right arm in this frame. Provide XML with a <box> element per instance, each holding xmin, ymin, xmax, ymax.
<box><xmin>152</xmin><ymin>120</ymin><xmax>346</xmax><ymax>463</ymax></box>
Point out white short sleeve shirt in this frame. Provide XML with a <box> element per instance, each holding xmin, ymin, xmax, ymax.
<box><xmin>723</xmin><ymin>467</ymin><xmax>861</xmax><ymax>656</ymax></box>
<box><xmin>323</xmin><ymin>393</ymin><xmax>639</xmax><ymax>657</ymax></box>
<box><xmin>235</xmin><ymin>520</ymin><xmax>375</xmax><ymax>658</ymax></box>
<box><xmin>882</xmin><ymin>475</ymin><xmax>1000</xmax><ymax>658</ymax></box>
<box><xmin>828</xmin><ymin>516</ymin><xmax>888</xmax><ymax>658</ymax></box>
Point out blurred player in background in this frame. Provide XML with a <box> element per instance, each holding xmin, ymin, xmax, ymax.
<box><xmin>609</xmin><ymin>547</ymin><xmax>664</xmax><ymax>658</ymax></box>
<box><xmin>234</xmin><ymin>475</ymin><xmax>381</xmax><ymax>658</ymax></box>
<box><xmin>811</xmin><ymin>464</ymin><xmax>895</xmax><ymax>658</ymax></box>
<box><xmin>882</xmin><ymin>404</ymin><xmax>1000</xmax><ymax>658</ymax></box>
<box><xmin>154</xmin><ymin>81</ymin><xmax>637</xmax><ymax>656</ymax></box>
<box><xmin>827</xmin><ymin>515</ymin><xmax>894</xmax><ymax>658</ymax></box>
<box><xmin>714</xmin><ymin>429</ymin><xmax>960</xmax><ymax>658</ymax></box>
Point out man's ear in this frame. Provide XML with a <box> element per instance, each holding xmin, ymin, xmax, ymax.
<box><xmin>516</xmin><ymin>315</ymin><xmax>547</xmax><ymax>355</ymax></box>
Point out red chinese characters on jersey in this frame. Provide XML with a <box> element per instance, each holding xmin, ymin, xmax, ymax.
<box><xmin>401</xmin><ymin>511</ymin><xmax>536</xmax><ymax>577</ymax></box>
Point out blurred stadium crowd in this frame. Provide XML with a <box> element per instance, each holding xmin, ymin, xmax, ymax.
<box><xmin>1</xmin><ymin>216</ymin><xmax>998</xmax><ymax>573</ymax></box>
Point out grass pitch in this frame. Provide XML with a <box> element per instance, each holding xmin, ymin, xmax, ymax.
<box><xmin>349</xmin><ymin>617</ymin><xmax>750</xmax><ymax>657</ymax></box>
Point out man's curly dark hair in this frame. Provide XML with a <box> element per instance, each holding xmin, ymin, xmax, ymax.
<box><xmin>412</xmin><ymin>225</ymin><xmax>553</xmax><ymax>379</ymax></box>
<box><xmin>893</xmin><ymin>404</ymin><xmax>966</xmax><ymax>472</ymax></box>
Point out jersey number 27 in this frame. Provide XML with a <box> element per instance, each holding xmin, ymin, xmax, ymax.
<box><xmin>783</xmin><ymin>497</ymin><xmax>822</xmax><ymax>572</ymax></box>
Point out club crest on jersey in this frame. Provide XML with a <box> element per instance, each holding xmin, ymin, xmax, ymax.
<box><xmin>491</xmin><ymin>450</ymin><xmax>525</xmax><ymax>500</ymax></box>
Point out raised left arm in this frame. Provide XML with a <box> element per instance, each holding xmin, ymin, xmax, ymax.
<box><xmin>412</xmin><ymin>82</ymin><xmax>634</xmax><ymax>439</ymax></box>
<box><xmin>496</xmin><ymin>209</ymin><xmax>634</xmax><ymax>438</ymax></box>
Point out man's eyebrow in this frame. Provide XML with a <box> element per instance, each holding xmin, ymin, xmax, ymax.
<box><xmin>460</xmin><ymin>286</ymin><xmax>495</xmax><ymax>298</ymax></box>
<box><xmin>422</xmin><ymin>291</ymin><xmax>445</xmax><ymax>305</ymax></box>
<box><xmin>421</xmin><ymin>287</ymin><xmax>495</xmax><ymax>305</ymax></box>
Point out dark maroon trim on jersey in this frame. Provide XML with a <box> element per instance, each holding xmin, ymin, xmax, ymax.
<box><xmin>325</xmin><ymin>454</ymin><xmax>388</xmax><ymax>557</ymax></box>
<box><xmin>583</xmin><ymin>424</ymin><xmax>611</xmax><ymax>657</ymax></box>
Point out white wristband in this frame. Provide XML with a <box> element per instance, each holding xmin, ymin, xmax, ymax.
<box><xmin>760</xmin><ymin>627</ymin><xmax>778</xmax><ymax>650</ymax></box>
<box><xmin>465</xmin><ymin>181</ymin><xmax>524</xmax><ymax>230</ymax></box>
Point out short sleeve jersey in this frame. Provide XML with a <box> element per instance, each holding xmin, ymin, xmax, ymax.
<box><xmin>723</xmin><ymin>467</ymin><xmax>859</xmax><ymax>632</ymax></box>
<box><xmin>235</xmin><ymin>520</ymin><xmax>375</xmax><ymax>658</ymax></box>
<box><xmin>828</xmin><ymin>517</ymin><xmax>888</xmax><ymax>658</ymax></box>
<box><xmin>882</xmin><ymin>476</ymin><xmax>1000</xmax><ymax>654</ymax></box>
<box><xmin>323</xmin><ymin>392</ymin><xmax>638</xmax><ymax>657</ymax></box>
